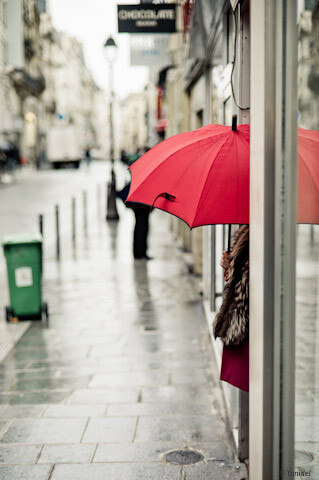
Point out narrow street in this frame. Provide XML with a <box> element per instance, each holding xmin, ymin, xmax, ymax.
<box><xmin>0</xmin><ymin>164</ymin><xmax>247</xmax><ymax>479</ymax></box>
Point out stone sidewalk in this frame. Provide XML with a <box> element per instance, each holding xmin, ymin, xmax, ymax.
<box><xmin>0</xmin><ymin>204</ymin><xmax>247</xmax><ymax>479</ymax></box>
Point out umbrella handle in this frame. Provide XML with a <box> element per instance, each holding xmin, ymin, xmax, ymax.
<box><xmin>151</xmin><ymin>192</ymin><xmax>176</xmax><ymax>212</ymax></box>
<box><xmin>232</xmin><ymin>114</ymin><xmax>237</xmax><ymax>131</ymax></box>
<box><xmin>227</xmin><ymin>224</ymin><xmax>232</xmax><ymax>253</ymax></box>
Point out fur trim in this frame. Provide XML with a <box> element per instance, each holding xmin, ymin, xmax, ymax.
<box><xmin>213</xmin><ymin>225</ymin><xmax>249</xmax><ymax>346</ymax></box>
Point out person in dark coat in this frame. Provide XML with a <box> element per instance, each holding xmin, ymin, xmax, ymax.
<box><xmin>84</xmin><ymin>148</ymin><xmax>92</xmax><ymax>166</ymax></box>
<box><xmin>213</xmin><ymin>225</ymin><xmax>249</xmax><ymax>391</ymax></box>
<box><xmin>117</xmin><ymin>182</ymin><xmax>152</xmax><ymax>260</ymax></box>
<box><xmin>129</xmin><ymin>201</ymin><xmax>151</xmax><ymax>260</ymax></box>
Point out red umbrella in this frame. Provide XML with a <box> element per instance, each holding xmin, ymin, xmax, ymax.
<box><xmin>128</xmin><ymin>123</ymin><xmax>250</xmax><ymax>227</ymax></box>
<box><xmin>127</xmin><ymin>124</ymin><xmax>319</xmax><ymax>226</ymax></box>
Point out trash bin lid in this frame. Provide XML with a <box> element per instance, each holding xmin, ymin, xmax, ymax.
<box><xmin>2</xmin><ymin>233</ymin><xmax>43</xmax><ymax>247</ymax></box>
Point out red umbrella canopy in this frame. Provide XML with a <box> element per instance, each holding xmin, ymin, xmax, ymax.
<box><xmin>127</xmin><ymin>124</ymin><xmax>319</xmax><ymax>227</ymax></box>
<box><xmin>127</xmin><ymin>124</ymin><xmax>250</xmax><ymax>227</ymax></box>
<box><xmin>297</xmin><ymin>127</ymin><xmax>319</xmax><ymax>224</ymax></box>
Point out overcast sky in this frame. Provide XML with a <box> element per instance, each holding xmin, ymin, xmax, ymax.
<box><xmin>49</xmin><ymin>0</ymin><xmax>149</xmax><ymax>99</ymax></box>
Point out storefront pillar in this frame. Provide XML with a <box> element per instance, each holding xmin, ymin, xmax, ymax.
<box><xmin>250</xmin><ymin>0</ymin><xmax>297</xmax><ymax>477</ymax></box>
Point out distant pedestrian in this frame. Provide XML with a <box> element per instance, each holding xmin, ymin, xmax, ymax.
<box><xmin>117</xmin><ymin>182</ymin><xmax>152</xmax><ymax>260</ymax></box>
<box><xmin>130</xmin><ymin>202</ymin><xmax>151</xmax><ymax>260</ymax></box>
<box><xmin>120</xmin><ymin>149</ymin><xmax>129</xmax><ymax>165</ymax></box>
<box><xmin>84</xmin><ymin>148</ymin><xmax>91</xmax><ymax>166</ymax></box>
<box><xmin>213</xmin><ymin>225</ymin><xmax>249</xmax><ymax>392</ymax></box>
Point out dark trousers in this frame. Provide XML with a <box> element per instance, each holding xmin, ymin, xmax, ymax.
<box><xmin>132</xmin><ymin>204</ymin><xmax>150</xmax><ymax>259</ymax></box>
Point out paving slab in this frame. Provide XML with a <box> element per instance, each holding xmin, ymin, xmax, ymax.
<box><xmin>89</xmin><ymin>370</ymin><xmax>169</xmax><ymax>387</ymax></box>
<box><xmin>0</xmin><ymin>405</ymin><xmax>45</xmax><ymax>418</ymax></box>
<box><xmin>106</xmin><ymin>402</ymin><xmax>212</xmax><ymax>417</ymax></box>
<box><xmin>171</xmin><ymin>368</ymin><xmax>208</xmax><ymax>385</ymax></box>
<box><xmin>82</xmin><ymin>417</ymin><xmax>137</xmax><ymax>443</ymax></box>
<box><xmin>10</xmin><ymin>391</ymin><xmax>69</xmax><ymax>405</ymax></box>
<box><xmin>135</xmin><ymin>415</ymin><xmax>219</xmax><ymax>443</ymax></box>
<box><xmin>43</xmin><ymin>404</ymin><xmax>107</xmax><ymax>418</ymax></box>
<box><xmin>0</xmin><ymin>322</ymin><xmax>31</xmax><ymax>364</ymax></box>
<box><xmin>141</xmin><ymin>385</ymin><xmax>211</xmax><ymax>403</ymax></box>
<box><xmin>188</xmin><ymin>442</ymin><xmax>229</xmax><ymax>461</ymax></box>
<box><xmin>66</xmin><ymin>387</ymin><xmax>140</xmax><ymax>404</ymax></box>
<box><xmin>0</xmin><ymin>393</ymin><xmax>16</xmax><ymax>404</ymax></box>
<box><xmin>182</xmin><ymin>461</ymin><xmax>248</xmax><ymax>479</ymax></box>
<box><xmin>0</xmin><ymin>418</ymin><xmax>87</xmax><ymax>444</ymax></box>
<box><xmin>295</xmin><ymin>416</ymin><xmax>319</xmax><ymax>442</ymax></box>
<box><xmin>0</xmin><ymin>420</ymin><xmax>7</xmax><ymax>431</ymax></box>
<box><xmin>93</xmin><ymin>442</ymin><xmax>229</xmax><ymax>463</ymax></box>
<box><xmin>11</xmin><ymin>376</ymin><xmax>91</xmax><ymax>391</ymax></box>
<box><xmin>0</xmin><ymin>465</ymin><xmax>52</xmax><ymax>480</ymax></box>
<box><xmin>50</xmin><ymin>463</ymin><xmax>180</xmax><ymax>480</ymax></box>
<box><xmin>14</xmin><ymin>370</ymin><xmax>58</xmax><ymax>380</ymax></box>
<box><xmin>0</xmin><ymin>445</ymin><xmax>42</xmax><ymax>464</ymax></box>
<box><xmin>93</xmin><ymin>442</ymin><xmax>182</xmax><ymax>463</ymax></box>
<box><xmin>38</xmin><ymin>444</ymin><xmax>95</xmax><ymax>464</ymax></box>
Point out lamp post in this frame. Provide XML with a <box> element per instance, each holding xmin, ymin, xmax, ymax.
<box><xmin>104</xmin><ymin>35</ymin><xmax>119</xmax><ymax>221</ymax></box>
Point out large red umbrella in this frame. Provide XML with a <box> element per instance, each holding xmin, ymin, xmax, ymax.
<box><xmin>127</xmin><ymin>124</ymin><xmax>319</xmax><ymax>226</ymax></box>
<box><xmin>128</xmin><ymin>123</ymin><xmax>250</xmax><ymax>227</ymax></box>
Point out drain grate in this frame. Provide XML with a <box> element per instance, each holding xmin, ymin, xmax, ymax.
<box><xmin>164</xmin><ymin>449</ymin><xmax>204</xmax><ymax>465</ymax></box>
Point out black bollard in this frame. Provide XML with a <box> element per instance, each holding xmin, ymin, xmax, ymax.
<box><xmin>55</xmin><ymin>205</ymin><xmax>60</xmax><ymax>260</ymax></box>
<box><xmin>83</xmin><ymin>191</ymin><xmax>88</xmax><ymax>233</ymax></box>
<box><xmin>39</xmin><ymin>214</ymin><xmax>44</xmax><ymax>236</ymax></box>
<box><xmin>97</xmin><ymin>184</ymin><xmax>101</xmax><ymax>219</ymax></box>
<box><xmin>72</xmin><ymin>197</ymin><xmax>76</xmax><ymax>246</ymax></box>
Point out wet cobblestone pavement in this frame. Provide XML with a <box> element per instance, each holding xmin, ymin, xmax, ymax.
<box><xmin>0</xmin><ymin>164</ymin><xmax>247</xmax><ymax>479</ymax></box>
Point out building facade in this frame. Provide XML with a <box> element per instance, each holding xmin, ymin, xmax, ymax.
<box><xmin>120</xmin><ymin>92</ymin><xmax>148</xmax><ymax>154</ymax></box>
<box><xmin>0</xmin><ymin>0</ymin><xmax>108</xmax><ymax>167</ymax></box>
<box><xmin>40</xmin><ymin>16</ymin><xmax>108</xmax><ymax>164</ymax></box>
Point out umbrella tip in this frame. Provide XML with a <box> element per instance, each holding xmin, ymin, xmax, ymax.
<box><xmin>232</xmin><ymin>115</ymin><xmax>237</xmax><ymax>131</ymax></box>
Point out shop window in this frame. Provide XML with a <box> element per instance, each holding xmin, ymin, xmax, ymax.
<box><xmin>295</xmin><ymin>1</ymin><xmax>319</xmax><ymax>475</ymax></box>
<box><xmin>224</xmin><ymin>8</ymin><xmax>234</xmax><ymax>66</ymax></box>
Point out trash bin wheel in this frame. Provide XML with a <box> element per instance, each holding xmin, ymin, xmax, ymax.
<box><xmin>41</xmin><ymin>302</ymin><xmax>49</xmax><ymax>322</ymax></box>
<box><xmin>5</xmin><ymin>306</ymin><xmax>13</xmax><ymax>322</ymax></box>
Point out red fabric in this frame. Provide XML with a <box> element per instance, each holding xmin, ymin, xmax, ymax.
<box><xmin>297</xmin><ymin>128</ymin><xmax>319</xmax><ymax>224</ymax></box>
<box><xmin>127</xmin><ymin>125</ymin><xmax>319</xmax><ymax>226</ymax></box>
<box><xmin>128</xmin><ymin>124</ymin><xmax>250</xmax><ymax>227</ymax></box>
<box><xmin>220</xmin><ymin>340</ymin><xmax>249</xmax><ymax>392</ymax></box>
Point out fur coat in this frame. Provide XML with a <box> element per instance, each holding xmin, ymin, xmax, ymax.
<box><xmin>213</xmin><ymin>225</ymin><xmax>249</xmax><ymax>346</ymax></box>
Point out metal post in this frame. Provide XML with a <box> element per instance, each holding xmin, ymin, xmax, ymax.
<box><xmin>83</xmin><ymin>191</ymin><xmax>88</xmax><ymax>233</ymax></box>
<box><xmin>106</xmin><ymin>59</ymin><xmax>119</xmax><ymax>221</ymax></box>
<box><xmin>97</xmin><ymin>184</ymin><xmax>101</xmax><ymax>219</ymax></box>
<box><xmin>55</xmin><ymin>205</ymin><xmax>60</xmax><ymax>260</ymax></box>
<box><xmin>310</xmin><ymin>224</ymin><xmax>314</xmax><ymax>245</ymax></box>
<box><xmin>39</xmin><ymin>214</ymin><xmax>43</xmax><ymax>236</ymax></box>
<box><xmin>210</xmin><ymin>225</ymin><xmax>216</xmax><ymax>312</ymax></box>
<box><xmin>72</xmin><ymin>197</ymin><xmax>76</xmax><ymax>246</ymax></box>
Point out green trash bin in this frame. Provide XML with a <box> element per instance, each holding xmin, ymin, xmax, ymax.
<box><xmin>2</xmin><ymin>233</ymin><xmax>48</xmax><ymax>322</ymax></box>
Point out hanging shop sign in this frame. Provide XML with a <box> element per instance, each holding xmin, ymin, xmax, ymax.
<box><xmin>117</xmin><ymin>4</ymin><xmax>177</xmax><ymax>34</ymax></box>
<box><xmin>130</xmin><ymin>35</ymin><xmax>171</xmax><ymax>67</ymax></box>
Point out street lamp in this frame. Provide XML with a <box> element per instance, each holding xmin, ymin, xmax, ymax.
<box><xmin>104</xmin><ymin>35</ymin><xmax>119</xmax><ymax>221</ymax></box>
